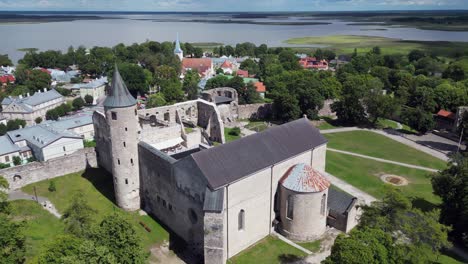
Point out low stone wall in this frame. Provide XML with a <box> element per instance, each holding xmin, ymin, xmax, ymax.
<box><xmin>237</xmin><ymin>103</ymin><xmax>273</xmax><ymax>120</ymax></box>
<box><xmin>0</xmin><ymin>148</ymin><xmax>97</xmax><ymax>190</ymax></box>
<box><xmin>319</xmin><ymin>99</ymin><xmax>336</xmax><ymax>117</ymax></box>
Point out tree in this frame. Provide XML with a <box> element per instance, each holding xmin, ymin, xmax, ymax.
<box><xmin>0</xmin><ymin>177</ymin><xmax>26</xmax><ymax>263</ymax></box>
<box><xmin>273</xmin><ymin>94</ymin><xmax>301</xmax><ymax>122</ymax></box>
<box><xmin>12</xmin><ymin>156</ymin><xmax>21</xmax><ymax>166</ymax></box>
<box><xmin>62</xmin><ymin>193</ymin><xmax>96</xmax><ymax>238</ymax></box>
<box><xmin>72</xmin><ymin>97</ymin><xmax>85</xmax><ymax>111</ymax></box>
<box><xmin>240</xmin><ymin>59</ymin><xmax>259</xmax><ymax>75</ymax></box>
<box><xmin>46</xmin><ymin>109</ymin><xmax>59</xmax><ymax>121</ymax></box>
<box><xmin>0</xmin><ymin>54</ymin><xmax>13</xmax><ymax>66</ymax></box>
<box><xmin>146</xmin><ymin>93</ymin><xmax>167</xmax><ymax>108</ymax></box>
<box><xmin>38</xmin><ymin>235</ymin><xmax>83</xmax><ymax>264</ymax></box>
<box><xmin>323</xmin><ymin>228</ymin><xmax>394</xmax><ymax>264</ymax></box>
<box><xmin>408</xmin><ymin>49</ymin><xmax>426</xmax><ymax>62</ymax></box>
<box><xmin>297</xmin><ymin>88</ymin><xmax>324</xmax><ymax>120</ymax></box>
<box><xmin>92</xmin><ymin>213</ymin><xmax>146</xmax><ymax>263</ymax></box>
<box><xmin>6</xmin><ymin>119</ymin><xmax>26</xmax><ymax>131</ymax></box>
<box><xmin>204</xmin><ymin>75</ymin><xmax>229</xmax><ymax>90</ymax></box>
<box><xmin>35</xmin><ymin>117</ymin><xmax>43</xmax><ymax>124</ymax></box>
<box><xmin>401</xmin><ymin>107</ymin><xmax>435</xmax><ymax>133</ymax></box>
<box><xmin>84</xmin><ymin>95</ymin><xmax>94</xmax><ymax>105</ymax></box>
<box><xmin>25</xmin><ymin>69</ymin><xmax>52</xmax><ymax>93</ymax></box>
<box><xmin>115</xmin><ymin>63</ymin><xmax>151</xmax><ymax>95</ymax></box>
<box><xmin>0</xmin><ymin>124</ymin><xmax>6</xmax><ymax>136</ymax></box>
<box><xmin>239</xmin><ymin>82</ymin><xmax>262</xmax><ymax>105</ymax></box>
<box><xmin>364</xmin><ymin>88</ymin><xmax>399</xmax><ymax>125</ymax></box>
<box><xmin>182</xmin><ymin>70</ymin><xmax>200</xmax><ymax>100</ymax></box>
<box><xmin>432</xmin><ymin>157</ymin><xmax>468</xmax><ymax>247</ymax></box>
<box><xmin>278</xmin><ymin>50</ymin><xmax>301</xmax><ymax>71</ymax></box>
<box><xmin>443</xmin><ymin>64</ymin><xmax>466</xmax><ymax>81</ymax></box>
<box><xmin>48</xmin><ymin>180</ymin><xmax>56</xmax><ymax>192</ymax></box>
<box><xmin>160</xmin><ymin>81</ymin><xmax>184</xmax><ymax>104</ymax></box>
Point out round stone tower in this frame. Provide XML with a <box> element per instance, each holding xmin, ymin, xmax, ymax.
<box><xmin>103</xmin><ymin>66</ymin><xmax>140</xmax><ymax>211</ymax></box>
<box><xmin>279</xmin><ymin>163</ymin><xmax>330</xmax><ymax>241</ymax></box>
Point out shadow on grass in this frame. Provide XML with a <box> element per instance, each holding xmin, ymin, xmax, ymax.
<box><xmin>411</xmin><ymin>197</ymin><xmax>439</xmax><ymax>212</ymax></box>
<box><xmin>278</xmin><ymin>254</ymin><xmax>304</xmax><ymax>263</ymax></box>
<box><xmin>81</xmin><ymin>168</ymin><xmax>116</xmax><ymax>204</ymax></box>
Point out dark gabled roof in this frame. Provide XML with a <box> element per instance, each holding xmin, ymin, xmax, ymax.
<box><xmin>203</xmin><ymin>187</ymin><xmax>224</xmax><ymax>213</ymax></box>
<box><xmin>103</xmin><ymin>66</ymin><xmax>136</xmax><ymax>109</ymax></box>
<box><xmin>328</xmin><ymin>186</ymin><xmax>357</xmax><ymax>214</ymax></box>
<box><xmin>191</xmin><ymin>118</ymin><xmax>327</xmax><ymax>190</ymax></box>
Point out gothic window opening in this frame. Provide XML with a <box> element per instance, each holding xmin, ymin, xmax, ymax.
<box><xmin>130</xmin><ymin>158</ymin><xmax>133</xmax><ymax>165</ymax></box>
<box><xmin>287</xmin><ymin>195</ymin><xmax>294</xmax><ymax>220</ymax></box>
<box><xmin>117</xmin><ymin>159</ymin><xmax>120</xmax><ymax>165</ymax></box>
<box><xmin>125</xmin><ymin>179</ymin><xmax>128</xmax><ymax>185</ymax></box>
<box><xmin>123</xmin><ymin>142</ymin><xmax>126</xmax><ymax>147</ymax></box>
<box><xmin>238</xmin><ymin>209</ymin><xmax>245</xmax><ymax>231</ymax></box>
<box><xmin>321</xmin><ymin>194</ymin><xmax>326</xmax><ymax>216</ymax></box>
<box><xmin>111</xmin><ymin>112</ymin><xmax>117</xmax><ymax>120</ymax></box>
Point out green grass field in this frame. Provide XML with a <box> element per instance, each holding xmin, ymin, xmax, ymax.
<box><xmin>228</xmin><ymin>236</ymin><xmax>307</xmax><ymax>264</ymax></box>
<box><xmin>324</xmin><ymin>131</ymin><xmax>447</xmax><ymax>170</ymax></box>
<box><xmin>326</xmin><ymin>151</ymin><xmax>439</xmax><ymax>206</ymax></box>
<box><xmin>245</xmin><ymin>121</ymin><xmax>268</xmax><ymax>132</ymax></box>
<box><xmin>285</xmin><ymin>35</ymin><xmax>468</xmax><ymax>57</ymax></box>
<box><xmin>20</xmin><ymin>169</ymin><xmax>169</xmax><ymax>261</ymax></box>
<box><xmin>10</xmin><ymin>200</ymin><xmax>65</xmax><ymax>263</ymax></box>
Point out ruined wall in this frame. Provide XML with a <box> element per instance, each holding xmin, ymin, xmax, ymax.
<box><xmin>197</xmin><ymin>100</ymin><xmax>225</xmax><ymax>143</ymax></box>
<box><xmin>138</xmin><ymin>100</ymin><xmax>199</xmax><ymax>126</ymax></box>
<box><xmin>237</xmin><ymin>103</ymin><xmax>272</xmax><ymax>120</ymax></box>
<box><xmin>138</xmin><ymin>142</ymin><xmax>207</xmax><ymax>259</ymax></box>
<box><xmin>92</xmin><ymin>111</ymin><xmax>112</xmax><ymax>173</ymax></box>
<box><xmin>1</xmin><ymin>148</ymin><xmax>97</xmax><ymax>190</ymax></box>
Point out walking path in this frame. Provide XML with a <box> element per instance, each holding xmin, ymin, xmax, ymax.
<box><xmin>328</xmin><ymin>148</ymin><xmax>439</xmax><ymax>172</ymax></box>
<box><xmin>321</xmin><ymin>127</ymin><xmax>450</xmax><ymax>162</ymax></box>
<box><xmin>8</xmin><ymin>190</ymin><xmax>61</xmax><ymax>218</ymax></box>
<box><xmin>274</xmin><ymin>232</ymin><xmax>312</xmax><ymax>254</ymax></box>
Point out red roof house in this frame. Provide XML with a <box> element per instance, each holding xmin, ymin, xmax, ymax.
<box><xmin>436</xmin><ymin>109</ymin><xmax>456</xmax><ymax>120</ymax></box>
<box><xmin>0</xmin><ymin>75</ymin><xmax>15</xmax><ymax>84</ymax></box>
<box><xmin>182</xmin><ymin>58</ymin><xmax>213</xmax><ymax>77</ymax></box>
<box><xmin>237</xmin><ymin>69</ymin><xmax>249</xmax><ymax>78</ymax></box>
<box><xmin>254</xmin><ymin>82</ymin><xmax>266</xmax><ymax>93</ymax></box>
<box><xmin>299</xmin><ymin>57</ymin><xmax>329</xmax><ymax>70</ymax></box>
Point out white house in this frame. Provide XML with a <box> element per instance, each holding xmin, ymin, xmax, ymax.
<box><xmin>72</xmin><ymin>77</ymin><xmax>107</xmax><ymax>105</ymax></box>
<box><xmin>43</xmin><ymin>113</ymin><xmax>94</xmax><ymax>140</ymax></box>
<box><xmin>1</xmin><ymin>89</ymin><xmax>65</xmax><ymax>126</ymax></box>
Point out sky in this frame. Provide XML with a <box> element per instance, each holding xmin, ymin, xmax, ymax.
<box><xmin>0</xmin><ymin>0</ymin><xmax>466</xmax><ymax>12</ymax></box>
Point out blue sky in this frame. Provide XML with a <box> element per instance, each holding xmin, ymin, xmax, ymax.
<box><xmin>0</xmin><ymin>0</ymin><xmax>465</xmax><ymax>11</ymax></box>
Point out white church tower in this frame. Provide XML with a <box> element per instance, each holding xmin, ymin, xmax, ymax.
<box><xmin>103</xmin><ymin>65</ymin><xmax>141</xmax><ymax>211</ymax></box>
<box><xmin>174</xmin><ymin>33</ymin><xmax>184</xmax><ymax>60</ymax></box>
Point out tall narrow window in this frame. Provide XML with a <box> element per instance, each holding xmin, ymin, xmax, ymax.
<box><xmin>130</xmin><ymin>158</ymin><xmax>133</xmax><ymax>165</ymax></box>
<box><xmin>117</xmin><ymin>159</ymin><xmax>120</xmax><ymax>165</ymax></box>
<box><xmin>63</xmin><ymin>146</ymin><xmax>66</xmax><ymax>151</ymax></box>
<box><xmin>238</xmin><ymin>209</ymin><xmax>245</xmax><ymax>231</ymax></box>
<box><xmin>321</xmin><ymin>194</ymin><xmax>327</xmax><ymax>216</ymax></box>
<box><xmin>287</xmin><ymin>195</ymin><xmax>294</xmax><ymax>220</ymax></box>
<box><xmin>125</xmin><ymin>127</ymin><xmax>128</xmax><ymax>131</ymax></box>
<box><xmin>125</xmin><ymin>179</ymin><xmax>128</xmax><ymax>185</ymax></box>
<box><xmin>123</xmin><ymin>142</ymin><xmax>126</xmax><ymax>147</ymax></box>
<box><xmin>111</xmin><ymin>112</ymin><xmax>117</xmax><ymax>120</ymax></box>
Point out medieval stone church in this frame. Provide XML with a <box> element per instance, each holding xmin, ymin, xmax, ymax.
<box><xmin>93</xmin><ymin>67</ymin><xmax>358</xmax><ymax>263</ymax></box>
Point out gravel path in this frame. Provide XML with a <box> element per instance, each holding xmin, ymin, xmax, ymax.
<box><xmin>8</xmin><ymin>190</ymin><xmax>61</xmax><ymax>218</ymax></box>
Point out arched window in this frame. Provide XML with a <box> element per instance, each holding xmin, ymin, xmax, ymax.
<box><xmin>238</xmin><ymin>209</ymin><xmax>245</xmax><ymax>231</ymax></box>
<box><xmin>321</xmin><ymin>194</ymin><xmax>327</xmax><ymax>216</ymax></box>
<box><xmin>287</xmin><ymin>195</ymin><xmax>294</xmax><ymax>220</ymax></box>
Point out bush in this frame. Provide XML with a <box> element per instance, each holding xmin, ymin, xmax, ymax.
<box><xmin>35</xmin><ymin>117</ymin><xmax>43</xmax><ymax>124</ymax></box>
<box><xmin>83</xmin><ymin>140</ymin><xmax>96</xmax><ymax>148</ymax></box>
<box><xmin>12</xmin><ymin>156</ymin><xmax>21</xmax><ymax>166</ymax></box>
<box><xmin>48</xmin><ymin>180</ymin><xmax>56</xmax><ymax>192</ymax></box>
<box><xmin>55</xmin><ymin>87</ymin><xmax>71</xmax><ymax>96</ymax></box>
<box><xmin>0</xmin><ymin>163</ymin><xmax>10</xmax><ymax>169</ymax></box>
<box><xmin>228</xmin><ymin>127</ymin><xmax>241</xmax><ymax>136</ymax></box>
<box><xmin>72</xmin><ymin>97</ymin><xmax>85</xmax><ymax>110</ymax></box>
<box><xmin>84</xmin><ymin>95</ymin><xmax>94</xmax><ymax>105</ymax></box>
<box><xmin>27</xmin><ymin>157</ymin><xmax>36</xmax><ymax>163</ymax></box>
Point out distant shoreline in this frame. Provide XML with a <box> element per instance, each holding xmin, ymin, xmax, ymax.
<box><xmin>0</xmin><ymin>14</ymin><xmax>118</xmax><ymax>24</ymax></box>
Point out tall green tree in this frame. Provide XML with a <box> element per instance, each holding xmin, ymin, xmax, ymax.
<box><xmin>62</xmin><ymin>193</ymin><xmax>97</xmax><ymax>238</ymax></box>
<box><xmin>182</xmin><ymin>70</ymin><xmax>200</xmax><ymax>100</ymax></box>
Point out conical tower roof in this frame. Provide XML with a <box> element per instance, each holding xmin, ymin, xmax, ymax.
<box><xmin>280</xmin><ymin>163</ymin><xmax>330</xmax><ymax>193</ymax></box>
<box><xmin>174</xmin><ymin>33</ymin><xmax>183</xmax><ymax>54</ymax></box>
<box><xmin>103</xmin><ymin>65</ymin><xmax>137</xmax><ymax>109</ymax></box>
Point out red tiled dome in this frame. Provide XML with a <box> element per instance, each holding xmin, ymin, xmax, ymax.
<box><xmin>280</xmin><ymin>163</ymin><xmax>330</xmax><ymax>193</ymax></box>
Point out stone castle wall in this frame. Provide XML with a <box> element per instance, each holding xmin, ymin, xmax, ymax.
<box><xmin>237</xmin><ymin>103</ymin><xmax>273</xmax><ymax>120</ymax></box>
<box><xmin>0</xmin><ymin>148</ymin><xmax>97</xmax><ymax>190</ymax></box>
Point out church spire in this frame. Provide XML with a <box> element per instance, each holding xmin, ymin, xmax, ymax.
<box><xmin>174</xmin><ymin>33</ymin><xmax>183</xmax><ymax>60</ymax></box>
<box><xmin>103</xmin><ymin>64</ymin><xmax>137</xmax><ymax>109</ymax></box>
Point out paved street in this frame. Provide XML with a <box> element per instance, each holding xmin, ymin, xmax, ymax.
<box><xmin>8</xmin><ymin>190</ymin><xmax>61</xmax><ymax>218</ymax></box>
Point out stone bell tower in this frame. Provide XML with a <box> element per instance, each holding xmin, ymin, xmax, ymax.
<box><xmin>103</xmin><ymin>65</ymin><xmax>140</xmax><ymax>211</ymax></box>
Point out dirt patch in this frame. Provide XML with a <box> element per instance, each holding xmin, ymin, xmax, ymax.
<box><xmin>380</xmin><ymin>174</ymin><xmax>409</xmax><ymax>186</ymax></box>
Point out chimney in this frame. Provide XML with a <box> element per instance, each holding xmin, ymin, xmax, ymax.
<box><xmin>43</xmin><ymin>88</ymin><xmax>47</xmax><ymax>93</ymax></box>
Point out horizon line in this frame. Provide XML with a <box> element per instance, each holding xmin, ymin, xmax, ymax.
<box><xmin>1</xmin><ymin>9</ymin><xmax>468</xmax><ymax>13</ymax></box>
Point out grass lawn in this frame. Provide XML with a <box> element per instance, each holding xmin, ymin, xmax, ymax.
<box><xmin>326</xmin><ymin>151</ymin><xmax>440</xmax><ymax>207</ymax></box>
<box><xmin>10</xmin><ymin>200</ymin><xmax>65</xmax><ymax>263</ymax></box>
<box><xmin>21</xmin><ymin>169</ymin><xmax>169</xmax><ymax>257</ymax></box>
<box><xmin>324</xmin><ymin>131</ymin><xmax>447</xmax><ymax>170</ymax></box>
<box><xmin>245</xmin><ymin>121</ymin><xmax>268</xmax><ymax>132</ymax></box>
<box><xmin>228</xmin><ymin>236</ymin><xmax>307</xmax><ymax>264</ymax></box>
<box><xmin>376</xmin><ymin>118</ymin><xmax>399</xmax><ymax>129</ymax></box>
<box><xmin>285</xmin><ymin>35</ymin><xmax>468</xmax><ymax>57</ymax></box>
<box><xmin>297</xmin><ymin>240</ymin><xmax>321</xmax><ymax>253</ymax></box>
<box><xmin>224</xmin><ymin>127</ymin><xmax>241</xmax><ymax>142</ymax></box>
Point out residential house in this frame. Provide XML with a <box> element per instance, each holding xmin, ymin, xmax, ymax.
<box><xmin>77</xmin><ymin>77</ymin><xmax>108</xmax><ymax>105</ymax></box>
<box><xmin>0</xmin><ymin>75</ymin><xmax>15</xmax><ymax>86</ymax></box>
<box><xmin>1</xmin><ymin>89</ymin><xmax>65</xmax><ymax>126</ymax></box>
<box><xmin>42</xmin><ymin>113</ymin><xmax>94</xmax><ymax>140</ymax></box>
<box><xmin>224</xmin><ymin>75</ymin><xmax>267</xmax><ymax>97</ymax></box>
<box><xmin>0</xmin><ymin>135</ymin><xmax>32</xmax><ymax>166</ymax></box>
<box><xmin>436</xmin><ymin>109</ymin><xmax>456</xmax><ymax>131</ymax></box>
<box><xmin>48</xmin><ymin>69</ymin><xmax>80</xmax><ymax>84</ymax></box>
<box><xmin>181</xmin><ymin>58</ymin><xmax>214</xmax><ymax>79</ymax></box>
<box><xmin>299</xmin><ymin>57</ymin><xmax>329</xmax><ymax>70</ymax></box>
